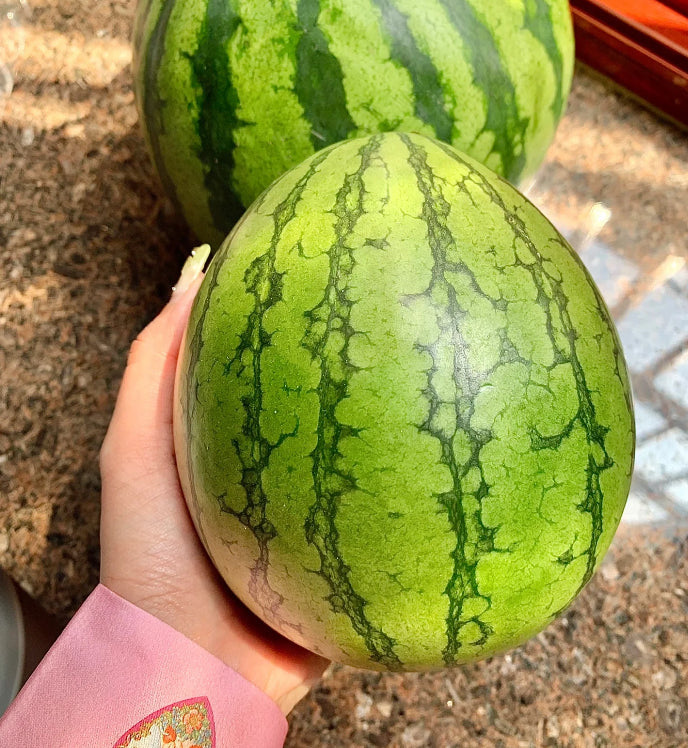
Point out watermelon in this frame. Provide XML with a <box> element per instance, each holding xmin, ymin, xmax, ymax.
<box><xmin>133</xmin><ymin>0</ymin><xmax>574</xmax><ymax>247</ymax></box>
<box><xmin>173</xmin><ymin>132</ymin><xmax>634</xmax><ymax>671</ymax></box>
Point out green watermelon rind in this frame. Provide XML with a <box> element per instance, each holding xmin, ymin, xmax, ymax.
<box><xmin>173</xmin><ymin>132</ymin><xmax>634</xmax><ymax>671</ymax></box>
<box><xmin>134</xmin><ymin>0</ymin><xmax>574</xmax><ymax>246</ymax></box>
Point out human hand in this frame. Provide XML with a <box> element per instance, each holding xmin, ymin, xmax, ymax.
<box><xmin>99</xmin><ymin>249</ymin><xmax>328</xmax><ymax>715</ymax></box>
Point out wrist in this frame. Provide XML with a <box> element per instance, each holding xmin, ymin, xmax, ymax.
<box><xmin>99</xmin><ymin>576</ymin><xmax>325</xmax><ymax>716</ymax></box>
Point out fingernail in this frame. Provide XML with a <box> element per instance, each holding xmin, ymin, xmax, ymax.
<box><xmin>172</xmin><ymin>244</ymin><xmax>211</xmax><ymax>298</ymax></box>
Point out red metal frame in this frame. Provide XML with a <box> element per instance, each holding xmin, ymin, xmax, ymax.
<box><xmin>569</xmin><ymin>0</ymin><xmax>688</xmax><ymax>127</ymax></box>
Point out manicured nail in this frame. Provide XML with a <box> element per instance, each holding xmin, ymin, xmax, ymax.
<box><xmin>172</xmin><ymin>244</ymin><xmax>211</xmax><ymax>298</ymax></box>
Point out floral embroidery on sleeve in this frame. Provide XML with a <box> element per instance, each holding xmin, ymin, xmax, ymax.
<box><xmin>113</xmin><ymin>697</ymin><xmax>215</xmax><ymax>748</ymax></box>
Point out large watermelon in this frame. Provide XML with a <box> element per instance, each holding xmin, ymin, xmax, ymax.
<box><xmin>133</xmin><ymin>0</ymin><xmax>574</xmax><ymax>247</ymax></box>
<box><xmin>173</xmin><ymin>132</ymin><xmax>634</xmax><ymax>671</ymax></box>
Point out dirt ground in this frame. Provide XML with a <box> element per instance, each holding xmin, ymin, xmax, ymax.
<box><xmin>2</xmin><ymin>1</ymin><xmax>688</xmax><ymax>746</ymax></box>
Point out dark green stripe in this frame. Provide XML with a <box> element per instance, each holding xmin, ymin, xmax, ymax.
<box><xmin>294</xmin><ymin>0</ymin><xmax>357</xmax><ymax>148</ymax></box>
<box><xmin>302</xmin><ymin>135</ymin><xmax>402</xmax><ymax>669</ymax></box>
<box><xmin>435</xmin><ymin>138</ymin><xmax>613</xmax><ymax>599</ymax></box>
<box><xmin>400</xmin><ymin>134</ymin><xmax>496</xmax><ymax>664</ymax></box>
<box><xmin>438</xmin><ymin>0</ymin><xmax>527</xmax><ymax>182</ymax></box>
<box><xmin>372</xmin><ymin>0</ymin><xmax>453</xmax><ymax>141</ymax></box>
<box><xmin>198</xmin><ymin>139</ymin><xmax>402</xmax><ymax>664</ymax></box>
<box><xmin>140</xmin><ymin>0</ymin><xmax>184</xmax><ymax>218</ymax></box>
<box><xmin>186</xmin><ymin>141</ymin><xmax>404</xmax><ymax>660</ymax></box>
<box><xmin>523</xmin><ymin>0</ymin><xmax>567</xmax><ymax>120</ymax></box>
<box><xmin>191</xmin><ymin>0</ymin><xmax>245</xmax><ymax>238</ymax></box>
<box><xmin>185</xmin><ymin>149</ymin><xmax>334</xmax><ymax>636</ymax></box>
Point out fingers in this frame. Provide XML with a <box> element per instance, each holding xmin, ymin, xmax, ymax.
<box><xmin>99</xmin><ymin>247</ymin><xmax>209</xmax><ymax>492</ymax></box>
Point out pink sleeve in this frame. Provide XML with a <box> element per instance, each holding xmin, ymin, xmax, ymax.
<box><xmin>0</xmin><ymin>584</ymin><xmax>288</xmax><ymax>747</ymax></box>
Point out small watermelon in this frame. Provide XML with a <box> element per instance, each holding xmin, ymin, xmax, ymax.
<box><xmin>133</xmin><ymin>0</ymin><xmax>574</xmax><ymax>246</ymax></box>
<box><xmin>173</xmin><ymin>132</ymin><xmax>634</xmax><ymax>671</ymax></box>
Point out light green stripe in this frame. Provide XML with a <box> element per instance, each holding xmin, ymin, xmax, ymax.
<box><xmin>437</xmin><ymin>0</ymin><xmax>527</xmax><ymax>181</ymax></box>
<box><xmin>372</xmin><ymin>0</ymin><xmax>453</xmax><ymax>141</ymax></box>
<box><xmin>468</xmin><ymin>0</ymin><xmax>572</xmax><ymax>181</ymax></box>
<box><xmin>523</xmin><ymin>0</ymin><xmax>567</xmax><ymax>121</ymax></box>
<box><xmin>390</xmin><ymin>0</ymin><xmax>485</xmax><ymax>148</ymax></box>
<box><xmin>316</xmin><ymin>0</ymin><xmax>432</xmax><ymax>137</ymax></box>
<box><xmin>155</xmin><ymin>0</ymin><xmax>218</xmax><ymax>243</ymax></box>
<box><xmin>434</xmin><ymin>135</ymin><xmax>633</xmax><ymax>602</ymax></box>
<box><xmin>548</xmin><ymin>0</ymin><xmax>575</xmax><ymax>119</ymax></box>
<box><xmin>229</xmin><ymin>0</ymin><xmax>313</xmax><ymax>207</ymax></box>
